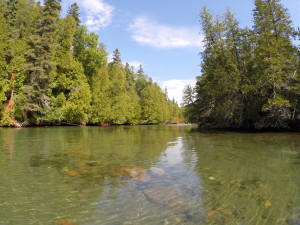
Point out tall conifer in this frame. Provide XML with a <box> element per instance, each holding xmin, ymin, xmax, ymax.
<box><xmin>23</xmin><ymin>0</ymin><xmax>61</xmax><ymax>121</ymax></box>
<box><xmin>253</xmin><ymin>0</ymin><xmax>298</xmax><ymax>128</ymax></box>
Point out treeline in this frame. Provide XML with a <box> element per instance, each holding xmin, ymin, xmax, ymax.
<box><xmin>0</xmin><ymin>0</ymin><xmax>180</xmax><ymax>127</ymax></box>
<box><xmin>183</xmin><ymin>0</ymin><xmax>300</xmax><ymax>130</ymax></box>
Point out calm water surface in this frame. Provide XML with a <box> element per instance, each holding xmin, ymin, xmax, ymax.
<box><xmin>0</xmin><ymin>126</ymin><xmax>299</xmax><ymax>225</ymax></box>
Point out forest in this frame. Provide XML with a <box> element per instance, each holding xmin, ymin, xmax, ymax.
<box><xmin>0</xmin><ymin>0</ymin><xmax>180</xmax><ymax>127</ymax></box>
<box><xmin>183</xmin><ymin>0</ymin><xmax>300</xmax><ymax>130</ymax></box>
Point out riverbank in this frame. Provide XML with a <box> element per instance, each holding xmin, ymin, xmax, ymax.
<box><xmin>0</xmin><ymin>121</ymin><xmax>184</xmax><ymax>128</ymax></box>
<box><xmin>195</xmin><ymin>123</ymin><xmax>300</xmax><ymax>133</ymax></box>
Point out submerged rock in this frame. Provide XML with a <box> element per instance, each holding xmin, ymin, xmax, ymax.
<box><xmin>149</xmin><ymin>167</ymin><xmax>166</xmax><ymax>176</ymax></box>
<box><xmin>67</xmin><ymin>170</ymin><xmax>79</xmax><ymax>177</ymax></box>
<box><xmin>135</xmin><ymin>174</ymin><xmax>151</xmax><ymax>182</ymax></box>
<box><xmin>117</xmin><ymin>167</ymin><xmax>149</xmax><ymax>181</ymax></box>
<box><xmin>57</xmin><ymin>219</ymin><xmax>76</xmax><ymax>225</ymax></box>
<box><xmin>143</xmin><ymin>186</ymin><xmax>192</xmax><ymax>213</ymax></box>
<box><xmin>287</xmin><ymin>213</ymin><xmax>300</xmax><ymax>225</ymax></box>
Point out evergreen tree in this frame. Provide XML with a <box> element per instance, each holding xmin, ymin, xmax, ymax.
<box><xmin>90</xmin><ymin>67</ymin><xmax>111</xmax><ymax>124</ymax></box>
<box><xmin>50</xmin><ymin>15</ymin><xmax>91</xmax><ymax>124</ymax></box>
<box><xmin>23</xmin><ymin>0</ymin><xmax>62</xmax><ymax>121</ymax></box>
<box><xmin>124</xmin><ymin>62</ymin><xmax>135</xmax><ymax>86</ymax></box>
<box><xmin>218</xmin><ymin>10</ymin><xmax>251</xmax><ymax>127</ymax></box>
<box><xmin>169</xmin><ymin>99</ymin><xmax>181</xmax><ymax>124</ymax></box>
<box><xmin>196</xmin><ymin>7</ymin><xmax>230</xmax><ymax>126</ymax></box>
<box><xmin>140</xmin><ymin>84</ymin><xmax>159</xmax><ymax>124</ymax></box>
<box><xmin>135</xmin><ymin>64</ymin><xmax>148</xmax><ymax>97</ymax></box>
<box><xmin>189</xmin><ymin>1</ymin><xmax>299</xmax><ymax>129</ymax></box>
<box><xmin>110</xmin><ymin>48</ymin><xmax>122</xmax><ymax>67</ymax></box>
<box><xmin>0</xmin><ymin>0</ymin><xmax>180</xmax><ymax>126</ymax></box>
<box><xmin>252</xmin><ymin>0</ymin><xmax>298</xmax><ymax>128</ymax></box>
<box><xmin>139</xmin><ymin>82</ymin><xmax>167</xmax><ymax>124</ymax></box>
<box><xmin>0</xmin><ymin>12</ymin><xmax>9</xmax><ymax>116</ymax></box>
<box><xmin>1</xmin><ymin>0</ymin><xmax>40</xmax><ymax>124</ymax></box>
<box><xmin>124</xmin><ymin>63</ymin><xmax>140</xmax><ymax>124</ymax></box>
<box><xmin>73</xmin><ymin>26</ymin><xmax>107</xmax><ymax>80</ymax></box>
<box><xmin>182</xmin><ymin>84</ymin><xmax>198</xmax><ymax>123</ymax></box>
<box><xmin>63</xmin><ymin>78</ymin><xmax>91</xmax><ymax>124</ymax></box>
<box><xmin>67</xmin><ymin>2</ymin><xmax>80</xmax><ymax>26</ymax></box>
<box><xmin>125</xmin><ymin>85</ymin><xmax>141</xmax><ymax>124</ymax></box>
<box><xmin>157</xmin><ymin>83</ymin><xmax>170</xmax><ymax>122</ymax></box>
<box><xmin>108</xmin><ymin>49</ymin><xmax>130</xmax><ymax>124</ymax></box>
<box><xmin>4</xmin><ymin>0</ymin><xmax>17</xmax><ymax>27</ymax></box>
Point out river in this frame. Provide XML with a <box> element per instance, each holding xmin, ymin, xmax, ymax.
<box><xmin>0</xmin><ymin>125</ymin><xmax>299</xmax><ymax>225</ymax></box>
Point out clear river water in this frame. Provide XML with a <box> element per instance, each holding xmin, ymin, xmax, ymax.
<box><xmin>0</xmin><ymin>125</ymin><xmax>299</xmax><ymax>225</ymax></box>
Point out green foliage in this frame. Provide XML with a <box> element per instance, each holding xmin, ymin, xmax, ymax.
<box><xmin>124</xmin><ymin>64</ymin><xmax>141</xmax><ymax>124</ymax></box>
<box><xmin>73</xmin><ymin>26</ymin><xmax>107</xmax><ymax>79</ymax></box>
<box><xmin>124</xmin><ymin>63</ymin><xmax>136</xmax><ymax>86</ymax></box>
<box><xmin>90</xmin><ymin>67</ymin><xmax>111</xmax><ymax>124</ymax></box>
<box><xmin>0</xmin><ymin>1</ymin><xmax>180</xmax><ymax>126</ymax></box>
<box><xmin>187</xmin><ymin>0</ymin><xmax>300</xmax><ymax>130</ymax></box>
<box><xmin>0</xmin><ymin>12</ymin><xmax>9</xmax><ymax>112</ymax></box>
<box><xmin>125</xmin><ymin>86</ymin><xmax>141</xmax><ymax>124</ymax></box>
<box><xmin>140</xmin><ymin>83</ymin><xmax>167</xmax><ymax>124</ymax></box>
<box><xmin>23</xmin><ymin>0</ymin><xmax>62</xmax><ymax>120</ymax></box>
<box><xmin>63</xmin><ymin>80</ymin><xmax>91</xmax><ymax>124</ymax></box>
<box><xmin>251</xmin><ymin>0</ymin><xmax>298</xmax><ymax>128</ymax></box>
<box><xmin>182</xmin><ymin>84</ymin><xmax>198</xmax><ymax>123</ymax></box>
<box><xmin>67</xmin><ymin>2</ymin><xmax>80</xmax><ymax>26</ymax></box>
<box><xmin>108</xmin><ymin>57</ymin><xmax>131</xmax><ymax>124</ymax></box>
<box><xmin>45</xmin><ymin>92</ymin><xmax>66</xmax><ymax>123</ymax></box>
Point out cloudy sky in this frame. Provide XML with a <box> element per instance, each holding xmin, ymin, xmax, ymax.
<box><xmin>61</xmin><ymin>0</ymin><xmax>300</xmax><ymax>103</ymax></box>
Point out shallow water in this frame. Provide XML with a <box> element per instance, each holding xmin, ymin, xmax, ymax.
<box><xmin>0</xmin><ymin>126</ymin><xmax>299</xmax><ymax>225</ymax></box>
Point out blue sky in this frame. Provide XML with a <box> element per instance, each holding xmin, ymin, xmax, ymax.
<box><xmin>61</xmin><ymin>0</ymin><xmax>300</xmax><ymax>103</ymax></box>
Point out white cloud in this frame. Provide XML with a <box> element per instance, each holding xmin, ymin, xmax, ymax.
<box><xmin>160</xmin><ymin>79</ymin><xmax>195</xmax><ymax>104</ymax></box>
<box><xmin>128</xmin><ymin>16</ymin><xmax>203</xmax><ymax>49</ymax></box>
<box><xmin>79</xmin><ymin>0</ymin><xmax>114</xmax><ymax>31</ymax></box>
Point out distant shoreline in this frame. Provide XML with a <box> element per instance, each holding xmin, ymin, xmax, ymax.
<box><xmin>0</xmin><ymin>122</ymin><xmax>189</xmax><ymax>128</ymax></box>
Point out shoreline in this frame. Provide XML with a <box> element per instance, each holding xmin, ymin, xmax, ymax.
<box><xmin>194</xmin><ymin>125</ymin><xmax>300</xmax><ymax>133</ymax></box>
<box><xmin>0</xmin><ymin>122</ymin><xmax>187</xmax><ymax>128</ymax></box>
